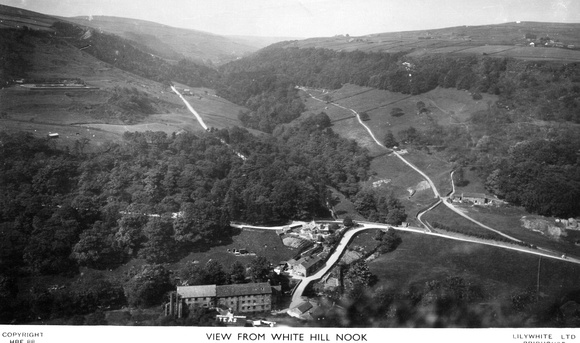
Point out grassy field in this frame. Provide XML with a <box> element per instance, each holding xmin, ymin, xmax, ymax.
<box><xmin>454</xmin><ymin>167</ymin><xmax>488</xmax><ymax>194</ymax></box>
<box><xmin>300</xmin><ymin>93</ymin><xmax>385</xmax><ymax>155</ymax></box>
<box><xmin>329</xmin><ymin>187</ymin><xmax>366</xmax><ymax>221</ymax></box>
<box><xmin>301</xmin><ymin>84</ymin><xmax>487</xmax><ymax>223</ymax></box>
<box><xmin>0</xmin><ymin>34</ymin><xmax>249</xmax><ymax>150</ymax></box>
<box><xmin>366</xmin><ymin>154</ymin><xmax>434</xmax><ymax>226</ymax></box>
<box><xmin>456</xmin><ymin>205</ymin><xmax>580</xmax><ymax>259</ymax></box>
<box><xmin>301</xmin><ymin>83</ymin><xmax>580</xmax><ymax>263</ymax></box>
<box><xmin>287</xmin><ymin>22</ymin><xmax>580</xmax><ymax>62</ymax></box>
<box><xmin>368</xmin><ymin>231</ymin><xmax>580</xmax><ymax>313</ymax></box>
<box><xmin>422</xmin><ymin>203</ymin><xmax>508</xmax><ymax>240</ymax></box>
<box><xmin>0</xmin><ymin>118</ymin><xmax>122</xmax><ymax>152</ymax></box>
<box><xmin>348</xmin><ymin>229</ymin><xmax>383</xmax><ymax>256</ymax></box>
<box><xmin>399</xmin><ymin>150</ymin><xmax>453</xmax><ymax>196</ymax></box>
<box><xmin>168</xmin><ymin>228</ymin><xmax>297</xmax><ymax>272</ymax></box>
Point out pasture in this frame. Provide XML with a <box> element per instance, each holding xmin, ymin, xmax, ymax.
<box><xmin>301</xmin><ymin>84</ymin><xmax>488</xmax><ymax>221</ymax></box>
<box><xmin>456</xmin><ymin>205</ymin><xmax>580</xmax><ymax>259</ymax></box>
<box><xmin>422</xmin><ymin>203</ymin><xmax>509</xmax><ymax>240</ymax></box>
<box><xmin>288</xmin><ymin>22</ymin><xmax>580</xmax><ymax>62</ymax></box>
<box><xmin>169</xmin><ymin>228</ymin><xmax>297</xmax><ymax>271</ymax></box>
<box><xmin>368</xmin><ymin>231</ymin><xmax>580</xmax><ymax>313</ymax></box>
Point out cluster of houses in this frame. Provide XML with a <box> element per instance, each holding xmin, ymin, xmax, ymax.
<box><xmin>450</xmin><ymin>192</ymin><xmax>501</xmax><ymax>206</ymax></box>
<box><xmin>278</xmin><ymin>221</ymin><xmax>334</xmax><ymax>243</ymax></box>
<box><xmin>524</xmin><ymin>33</ymin><xmax>575</xmax><ymax>49</ymax></box>
<box><xmin>227</xmin><ymin>248</ymin><xmax>254</xmax><ymax>256</ymax></box>
<box><xmin>163</xmin><ymin>221</ymin><xmax>350</xmax><ymax>324</ymax></box>
<box><xmin>276</xmin><ymin>221</ymin><xmax>343</xmax><ymax>278</ymax></box>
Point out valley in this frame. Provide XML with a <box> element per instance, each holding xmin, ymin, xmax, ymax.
<box><xmin>1</xmin><ymin>3</ymin><xmax>579</xmax><ymax>329</ymax></box>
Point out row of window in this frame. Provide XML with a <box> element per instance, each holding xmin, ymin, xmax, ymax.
<box><xmin>185</xmin><ymin>296</ymin><xmax>271</xmax><ymax>306</ymax></box>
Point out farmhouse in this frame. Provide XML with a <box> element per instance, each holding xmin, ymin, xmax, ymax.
<box><xmin>461</xmin><ymin>192</ymin><xmax>488</xmax><ymax>204</ymax></box>
<box><xmin>452</xmin><ymin>192</ymin><xmax>490</xmax><ymax>205</ymax></box>
<box><xmin>165</xmin><ymin>282</ymin><xmax>274</xmax><ymax>318</ymax></box>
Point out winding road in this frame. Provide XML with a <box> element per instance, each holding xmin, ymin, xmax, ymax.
<box><xmin>179</xmin><ymin>85</ymin><xmax>580</xmax><ymax>315</ymax></box>
<box><xmin>297</xmin><ymin>86</ymin><xmax>577</xmax><ymax>262</ymax></box>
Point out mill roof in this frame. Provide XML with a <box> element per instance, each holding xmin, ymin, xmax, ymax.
<box><xmin>216</xmin><ymin>282</ymin><xmax>272</xmax><ymax>297</ymax></box>
<box><xmin>177</xmin><ymin>285</ymin><xmax>216</xmax><ymax>298</ymax></box>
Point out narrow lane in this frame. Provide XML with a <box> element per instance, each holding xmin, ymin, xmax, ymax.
<box><xmin>297</xmin><ymin>86</ymin><xmax>570</xmax><ymax>255</ymax></box>
<box><xmin>171</xmin><ymin>85</ymin><xmax>208</xmax><ymax>130</ymax></box>
<box><xmin>171</xmin><ymin>85</ymin><xmax>247</xmax><ymax>160</ymax></box>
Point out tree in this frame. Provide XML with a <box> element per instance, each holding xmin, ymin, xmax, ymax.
<box><xmin>354</xmin><ymin>189</ymin><xmax>376</xmax><ymax>218</ymax></box>
<box><xmin>204</xmin><ymin>260</ymin><xmax>228</xmax><ymax>285</ymax></box>
<box><xmin>313</xmin><ymin>112</ymin><xmax>331</xmax><ymax>129</ymax></box>
<box><xmin>383</xmin><ymin>196</ymin><xmax>407</xmax><ymax>225</ymax></box>
<box><xmin>383</xmin><ymin>130</ymin><xmax>398</xmax><ymax>148</ymax></box>
<box><xmin>0</xmin><ymin>275</ymin><xmax>18</xmax><ymax>322</ymax></box>
<box><xmin>400</xmin><ymin>126</ymin><xmax>419</xmax><ymax>144</ymax></box>
<box><xmin>249</xmin><ymin>256</ymin><xmax>271</xmax><ymax>282</ymax></box>
<box><xmin>472</xmin><ymin>92</ymin><xmax>483</xmax><ymax>100</ymax></box>
<box><xmin>391</xmin><ymin>107</ymin><xmax>404</xmax><ymax>117</ymax></box>
<box><xmin>378</xmin><ymin>230</ymin><xmax>402</xmax><ymax>253</ymax></box>
<box><xmin>71</xmin><ymin>272</ymin><xmax>126</xmax><ymax>313</ymax></box>
<box><xmin>139</xmin><ymin>216</ymin><xmax>176</xmax><ymax>263</ymax></box>
<box><xmin>72</xmin><ymin>221</ymin><xmax>124</xmax><ymax>269</ymax></box>
<box><xmin>23</xmin><ymin>215</ymin><xmax>80</xmax><ymax>275</ymax></box>
<box><xmin>124</xmin><ymin>264</ymin><xmax>173</xmax><ymax>308</ymax></box>
<box><xmin>328</xmin><ymin>223</ymin><xmax>340</xmax><ymax>233</ymax></box>
<box><xmin>115</xmin><ymin>213</ymin><xmax>148</xmax><ymax>256</ymax></box>
<box><xmin>454</xmin><ymin>167</ymin><xmax>469</xmax><ymax>187</ymax></box>
<box><xmin>179</xmin><ymin>263</ymin><xmax>207</xmax><ymax>286</ymax></box>
<box><xmin>173</xmin><ymin>200</ymin><xmax>225</xmax><ymax>244</ymax></box>
<box><xmin>359</xmin><ymin>112</ymin><xmax>370</xmax><ymax>121</ymax></box>
<box><xmin>229</xmin><ymin>261</ymin><xmax>247</xmax><ymax>284</ymax></box>
<box><xmin>343</xmin><ymin>216</ymin><xmax>354</xmax><ymax>228</ymax></box>
<box><xmin>344</xmin><ymin>260</ymin><xmax>375</xmax><ymax>294</ymax></box>
<box><xmin>85</xmin><ymin>310</ymin><xmax>108</xmax><ymax>325</ymax></box>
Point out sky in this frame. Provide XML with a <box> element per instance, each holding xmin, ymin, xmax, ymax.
<box><xmin>2</xmin><ymin>0</ymin><xmax>580</xmax><ymax>37</ymax></box>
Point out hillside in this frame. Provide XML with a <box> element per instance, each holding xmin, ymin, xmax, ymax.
<box><xmin>62</xmin><ymin>15</ymin><xmax>259</xmax><ymax>64</ymax></box>
<box><xmin>0</xmin><ymin>3</ymin><xmax>58</xmax><ymax>31</ymax></box>
<box><xmin>0</xmin><ymin>4</ymin><xmax>281</xmax><ymax>65</ymax></box>
<box><xmin>0</xmin><ymin>19</ymin><xmax>247</xmax><ymax>149</ymax></box>
<box><xmin>283</xmin><ymin>22</ymin><xmax>580</xmax><ymax>62</ymax></box>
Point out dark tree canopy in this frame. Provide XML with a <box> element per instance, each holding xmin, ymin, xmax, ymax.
<box><xmin>124</xmin><ymin>264</ymin><xmax>173</xmax><ymax>308</ymax></box>
<box><xmin>249</xmin><ymin>256</ymin><xmax>271</xmax><ymax>282</ymax></box>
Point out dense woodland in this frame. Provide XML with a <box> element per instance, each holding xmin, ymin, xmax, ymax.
<box><xmin>0</xmin><ymin>114</ymin><xmax>374</xmax><ymax>322</ymax></box>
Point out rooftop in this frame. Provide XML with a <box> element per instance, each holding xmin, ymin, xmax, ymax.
<box><xmin>177</xmin><ymin>285</ymin><xmax>216</xmax><ymax>298</ymax></box>
<box><xmin>178</xmin><ymin>283</ymin><xmax>273</xmax><ymax>298</ymax></box>
<box><xmin>216</xmin><ymin>282</ymin><xmax>272</xmax><ymax>297</ymax></box>
<box><xmin>462</xmin><ymin>192</ymin><xmax>488</xmax><ymax>199</ymax></box>
<box><xmin>299</xmin><ymin>256</ymin><xmax>323</xmax><ymax>269</ymax></box>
